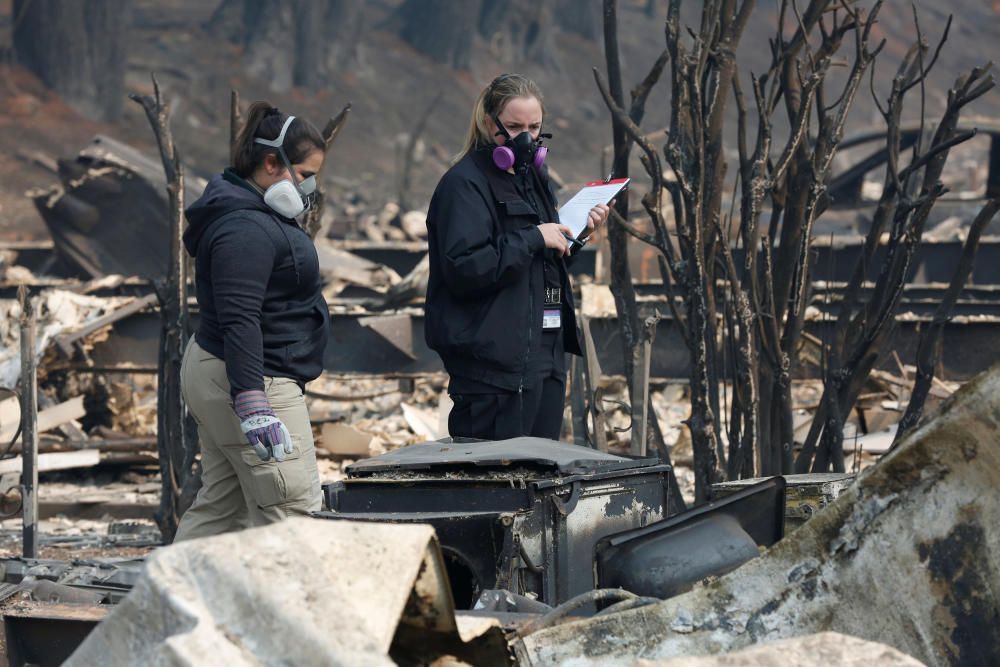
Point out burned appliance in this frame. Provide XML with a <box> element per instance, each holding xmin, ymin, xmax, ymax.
<box><xmin>316</xmin><ymin>437</ymin><xmax>676</xmax><ymax>608</ymax></box>
<box><xmin>596</xmin><ymin>477</ymin><xmax>786</xmax><ymax>599</ymax></box>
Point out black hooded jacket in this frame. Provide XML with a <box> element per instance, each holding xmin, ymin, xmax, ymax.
<box><xmin>183</xmin><ymin>169</ymin><xmax>330</xmax><ymax>396</ymax></box>
<box><xmin>424</xmin><ymin>148</ymin><xmax>583</xmax><ymax>391</ymax></box>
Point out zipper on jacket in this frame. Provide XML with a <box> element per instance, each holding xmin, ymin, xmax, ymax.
<box><xmin>518</xmin><ymin>254</ymin><xmax>535</xmax><ymax>409</ymax></box>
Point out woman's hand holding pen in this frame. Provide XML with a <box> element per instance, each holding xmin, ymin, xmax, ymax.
<box><xmin>538</xmin><ymin>223</ymin><xmax>574</xmax><ymax>256</ymax></box>
<box><xmin>539</xmin><ymin>198</ymin><xmax>614</xmax><ymax>256</ymax></box>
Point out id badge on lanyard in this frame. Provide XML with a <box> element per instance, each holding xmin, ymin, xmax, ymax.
<box><xmin>543</xmin><ymin>287</ymin><xmax>562</xmax><ymax>330</ymax></box>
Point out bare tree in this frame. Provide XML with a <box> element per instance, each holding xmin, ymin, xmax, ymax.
<box><xmin>557</xmin><ymin>0</ymin><xmax>602</xmax><ymax>40</ymax></box>
<box><xmin>597</xmin><ymin>0</ymin><xmax>994</xmax><ymax>501</ymax></box>
<box><xmin>479</xmin><ymin>0</ymin><xmax>559</xmax><ymax>68</ymax></box>
<box><xmin>12</xmin><ymin>0</ymin><xmax>130</xmax><ymax>121</ymax></box>
<box><xmin>303</xmin><ymin>103</ymin><xmax>353</xmax><ymax>240</ymax></box>
<box><xmin>392</xmin><ymin>0</ymin><xmax>560</xmax><ymax>71</ymax></box>
<box><xmin>797</xmin><ymin>41</ymin><xmax>994</xmax><ymax>473</ymax></box>
<box><xmin>600</xmin><ymin>0</ymin><xmax>682</xmax><ymax>510</ymax></box>
<box><xmin>395</xmin><ymin>0</ymin><xmax>482</xmax><ymax>70</ymax></box>
<box><xmin>130</xmin><ymin>75</ymin><xmax>195</xmax><ymax>542</ymax></box>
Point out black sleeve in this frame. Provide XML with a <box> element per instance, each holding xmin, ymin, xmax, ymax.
<box><xmin>208</xmin><ymin>219</ymin><xmax>275</xmax><ymax>396</ymax></box>
<box><xmin>433</xmin><ymin>172</ymin><xmax>545</xmax><ymax>298</ymax></box>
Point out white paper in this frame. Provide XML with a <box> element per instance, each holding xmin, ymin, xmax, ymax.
<box><xmin>557</xmin><ymin>179</ymin><xmax>629</xmax><ymax>239</ymax></box>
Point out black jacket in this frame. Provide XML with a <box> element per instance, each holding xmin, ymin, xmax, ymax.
<box><xmin>183</xmin><ymin>169</ymin><xmax>330</xmax><ymax>396</ymax></box>
<box><xmin>424</xmin><ymin>148</ymin><xmax>582</xmax><ymax>391</ymax></box>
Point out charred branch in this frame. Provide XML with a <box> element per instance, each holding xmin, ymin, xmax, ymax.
<box><xmin>894</xmin><ymin>198</ymin><xmax>1000</xmax><ymax>444</ymax></box>
<box><xmin>129</xmin><ymin>75</ymin><xmax>195</xmax><ymax>542</ymax></box>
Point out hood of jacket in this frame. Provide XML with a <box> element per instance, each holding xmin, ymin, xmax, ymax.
<box><xmin>183</xmin><ymin>168</ymin><xmax>283</xmax><ymax>257</ymax></box>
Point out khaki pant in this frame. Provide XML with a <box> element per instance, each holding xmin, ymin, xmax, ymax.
<box><xmin>174</xmin><ymin>338</ymin><xmax>322</xmax><ymax>542</ymax></box>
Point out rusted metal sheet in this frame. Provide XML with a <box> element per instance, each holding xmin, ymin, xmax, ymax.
<box><xmin>70</xmin><ymin>304</ymin><xmax>1000</xmax><ymax>380</ymax></box>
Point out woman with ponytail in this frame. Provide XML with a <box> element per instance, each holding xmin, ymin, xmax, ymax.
<box><xmin>174</xmin><ymin>102</ymin><xmax>329</xmax><ymax>541</ymax></box>
<box><xmin>425</xmin><ymin>74</ymin><xmax>611</xmax><ymax>441</ymax></box>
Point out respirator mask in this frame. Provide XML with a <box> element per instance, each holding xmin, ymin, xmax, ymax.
<box><xmin>492</xmin><ymin>115</ymin><xmax>551</xmax><ymax>172</ymax></box>
<box><xmin>254</xmin><ymin>115</ymin><xmax>317</xmax><ymax>219</ymax></box>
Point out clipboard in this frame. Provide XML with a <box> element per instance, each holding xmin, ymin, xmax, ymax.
<box><xmin>557</xmin><ymin>178</ymin><xmax>630</xmax><ymax>240</ymax></box>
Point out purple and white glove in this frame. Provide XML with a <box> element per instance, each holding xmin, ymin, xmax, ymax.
<box><xmin>233</xmin><ymin>390</ymin><xmax>294</xmax><ymax>462</ymax></box>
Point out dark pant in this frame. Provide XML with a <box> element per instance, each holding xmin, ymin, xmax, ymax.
<box><xmin>448</xmin><ymin>375</ymin><xmax>567</xmax><ymax>441</ymax></box>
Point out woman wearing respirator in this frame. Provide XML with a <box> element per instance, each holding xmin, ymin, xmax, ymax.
<box><xmin>424</xmin><ymin>74</ymin><xmax>611</xmax><ymax>441</ymax></box>
<box><xmin>174</xmin><ymin>103</ymin><xmax>329</xmax><ymax>541</ymax></box>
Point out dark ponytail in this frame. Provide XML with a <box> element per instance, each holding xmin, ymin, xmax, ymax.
<box><xmin>232</xmin><ymin>101</ymin><xmax>325</xmax><ymax>177</ymax></box>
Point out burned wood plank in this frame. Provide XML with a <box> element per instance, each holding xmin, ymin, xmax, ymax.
<box><xmin>18</xmin><ymin>287</ymin><xmax>38</xmax><ymax>559</ymax></box>
<box><xmin>36</xmin><ymin>501</ymin><xmax>158</xmax><ymax>521</ymax></box>
<box><xmin>0</xmin><ymin>396</ymin><xmax>85</xmax><ymax>445</ymax></box>
<box><xmin>0</xmin><ymin>450</ymin><xmax>101</xmax><ymax>475</ymax></box>
<box><xmin>581</xmin><ymin>315</ymin><xmax>609</xmax><ymax>452</ymax></box>
<box><xmin>52</xmin><ymin>294</ymin><xmax>158</xmax><ymax>357</ymax></box>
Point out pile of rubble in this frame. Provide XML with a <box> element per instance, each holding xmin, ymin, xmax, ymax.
<box><xmin>12</xmin><ymin>361</ymin><xmax>990</xmax><ymax>666</ymax></box>
<box><xmin>0</xmin><ymin>130</ymin><xmax>991</xmax><ymax>667</ymax></box>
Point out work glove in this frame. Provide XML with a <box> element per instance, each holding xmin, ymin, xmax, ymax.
<box><xmin>233</xmin><ymin>390</ymin><xmax>294</xmax><ymax>462</ymax></box>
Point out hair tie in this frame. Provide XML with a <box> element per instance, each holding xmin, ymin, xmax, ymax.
<box><xmin>266</xmin><ymin>107</ymin><xmax>281</xmax><ymax>117</ymax></box>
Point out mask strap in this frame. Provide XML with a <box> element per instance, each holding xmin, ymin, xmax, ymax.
<box><xmin>253</xmin><ymin>115</ymin><xmax>311</xmax><ymax>209</ymax></box>
<box><xmin>253</xmin><ymin>115</ymin><xmax>295</xmax><ymax>148</ymax></box>
<box><xmin>492</xmin><ymin>115</ymin><xmax>512</xmax><ymax>141</ymax></box>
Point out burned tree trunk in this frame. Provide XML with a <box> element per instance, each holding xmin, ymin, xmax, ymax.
<box><xmin>599</xmin><ymin>0</ymin><xmax>684</xmax><ymax>510</ymax></box>
<box><xmin>303</xmin><ymin>103</ymin><xmax>353</xmax><ymax>239</ymax></box>
<box><xmin>130</xmin><ymin>76</ymin><xmax>196</xmax><ymax>543</ymax></box>
<box><xmin>799</xmin><ymin>51</ymin><xmax>995</xmax><ymax>472</ymax></box>
<box><xmin>393</xmin><ymin>0</ymin><xmax>560</xmax><ymax>70</ymax></box>
<box><xmin>479</xmin><ymin>0</ymin><xmax>558</xmax><ymax>68</ymax></box>
<box><xmin>396</xmin><ymin>0</ymin><xmax>482</xmax><ymax>70</ymax></box>
<box><xmin>12</xmin><ymin>0</ymin><xmax>130</xmax><ymax>121</ymax></box>
<box><xmin>210</xmin><ymin>0</ymin><xmax>364</xmax><ymax>92</ymax></box>
<box><xmin>596</xmin><ymin>1</ymin><xmax>989</xmax><ymax>494</ymax></box>
<box><xmin>557</xmin><ymin>0</ymin><xmax>601</xmax><ymax>39</ymax></box>
<box><xmin>291</xmin><ymin>0</ymin><xmax>365</xmax><ymax>89</ymax></box>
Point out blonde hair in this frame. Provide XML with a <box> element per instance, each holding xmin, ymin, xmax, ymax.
<box><xmin>457</xmin><ymin>73</ymin><xmax>545</xmax><ymax>161</ymax></box>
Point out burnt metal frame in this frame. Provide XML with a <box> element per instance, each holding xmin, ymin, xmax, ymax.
<box><xmin>320</xmin><ymin>462</ymin><xmax>674</xmax><ymax>606</ymax></box>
